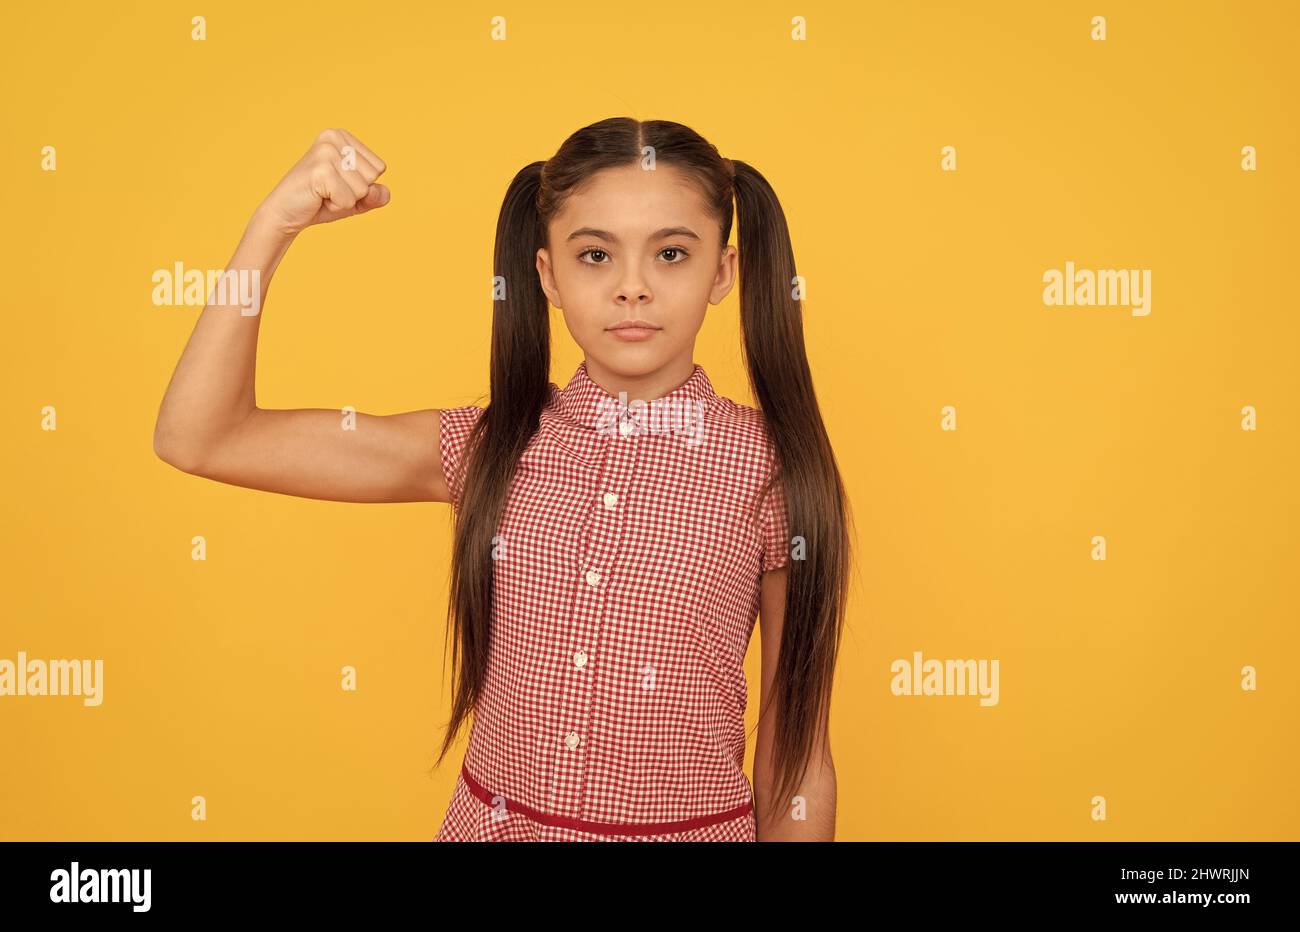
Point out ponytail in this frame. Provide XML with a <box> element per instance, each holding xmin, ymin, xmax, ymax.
<box><xmin>733</xmin><ymin>158</ymin><xmax>853</xmax><ymax>824</ymax></box>
<box><xmin>434</xmin><ymin>161</ymin><xmax>552</xmax><ymax>771</ymax></box>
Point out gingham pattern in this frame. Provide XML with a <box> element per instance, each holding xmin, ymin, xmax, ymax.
<box><xmin>433</xmin><ymin>361</ymin><xmax>790</xmax><ymax>842</ymax></box>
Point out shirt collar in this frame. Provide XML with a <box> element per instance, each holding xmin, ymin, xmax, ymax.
<box><xmin>556</xmin><ymin>360</ymin><xmax>717</xmax><ymax>432</ymax></box>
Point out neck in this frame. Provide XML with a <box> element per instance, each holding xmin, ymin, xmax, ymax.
<box><xmin>582</xmin><ymin>355</ymin><xmax>696</xmax><ymax>404</ymax></box>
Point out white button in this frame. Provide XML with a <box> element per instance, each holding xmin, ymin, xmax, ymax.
<box><xmin>602</xmin><ymin>492</ymin><xmax>618</xmax><ymax>509</ymax></box>
<box><xmin>573</xmin><ymin>649</ymin><xmax>587</xmax><ymax>669</ymax></box>
<box><xmin>618</xmin><ymin>418</ymin><xmax>634</xmax><ymax>436</ymax></box>
<box><xmin>564</xmin><ymin>731</ymin><xmax>581</xmax><ymax>749</ymax></box>
<box><xmin>585</xmin><ymin>569</ymin><xmax>600</xmax><ymax>587</ymax></box>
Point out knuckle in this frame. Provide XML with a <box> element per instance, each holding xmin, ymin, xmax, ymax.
<box><xmin>312</xmin><ymin>141</ymin><xmax>337</xmax><ymax>161</ymax></box>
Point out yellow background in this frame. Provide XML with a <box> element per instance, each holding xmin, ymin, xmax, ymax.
<box><xmin>2</xmin><ymin>0</ymin><xmax>1296</xmax><ymax>840</ymax></box>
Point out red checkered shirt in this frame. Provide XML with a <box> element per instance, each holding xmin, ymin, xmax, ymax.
<box><xmin>433</xmin><ymin>360</ymin><xmax>790</xmax><ymax>841</ymax></box>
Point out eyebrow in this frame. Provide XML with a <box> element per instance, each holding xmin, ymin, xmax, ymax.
<box><xmin>566</xmin><ymin>226</ymin><xmax>702</xmax><ymax>244</ymax></box>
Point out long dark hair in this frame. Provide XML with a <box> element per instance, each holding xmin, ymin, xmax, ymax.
<box><xmin>431</xmin><ymin>117</ymin><xmax>851</xmax><ymax>826</ymax></box>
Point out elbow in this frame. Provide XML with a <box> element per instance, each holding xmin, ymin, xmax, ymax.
<box><xmin>153</xmin><ymin>405</ymin><xmax>253</xmax><ymax>475</ymax></box>
<box><xmin>152</xmin><ymin>420</ymin><xmax>204</xmax><ymax>475</ymax></box>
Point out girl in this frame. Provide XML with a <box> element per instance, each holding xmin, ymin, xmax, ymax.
<box><xmin>154</xmin><ymin>118</ymin><xmax>851</xmax><ymax>842</ymax></box>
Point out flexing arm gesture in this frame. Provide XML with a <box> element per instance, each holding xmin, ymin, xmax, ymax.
<box><xmin>152</xmin><ymin>129</ymin><xmax>454</xmax><ymax>504</ymax></box>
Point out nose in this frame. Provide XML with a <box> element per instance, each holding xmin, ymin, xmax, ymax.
<box><xmin>615</xmin><ymin>270</ymin><xmax>650</xmax><ymax>305</ymax></box>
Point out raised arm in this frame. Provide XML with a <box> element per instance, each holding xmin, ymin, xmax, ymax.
<box><xmin>152</xmin><ymin>128</ymin><xmax>452</xmax><ymax>504</ymax></box>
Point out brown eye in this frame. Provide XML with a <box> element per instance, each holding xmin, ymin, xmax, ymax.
<box><xmin>579</xmin><ymin>248</ymin><xmax>608</xmax><ymax>263</ymax></box>
<box><xmin>660</xmin><ymin>247</ymin><xmax>689</xmax><ymax>263</ymax></box>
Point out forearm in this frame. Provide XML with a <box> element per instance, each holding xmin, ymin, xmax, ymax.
<box><xmin>754</xmin><ymin>752</ymin><xmax>837</xmax><ymax>841</ymax></box>
<box><xmin>153</xmin><ymin>210</ymin><xmax>296</xmax><ymax>465</ymax></box>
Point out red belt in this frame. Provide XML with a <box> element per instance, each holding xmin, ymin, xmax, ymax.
<box><xmin>460</xmin><ymin>763</ymin><xmax>753</xmax><ymax>837</ymax></box>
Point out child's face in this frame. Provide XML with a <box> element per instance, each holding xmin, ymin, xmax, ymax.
<box><xmin>536</xmin><ymin>163</ymin><xmax>737</xmax><ymax>380</ymax></box>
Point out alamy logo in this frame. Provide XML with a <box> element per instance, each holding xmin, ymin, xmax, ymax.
<box><xmin>1042</xmin><ymin>261</ymin><xmax>1151</xmax><ymax>317</ymax></box>
<box><xmin>50</xmin><ymin>862</ymin><xmax>151</xmax><ymax>912</ymax></box>
<box><xmin>0</xmin><ymin>651</ymin><xmax>103</xmax><ymax>706</ymax></box>
<box><xmin>152</xmin><ymin>261</ymin><xmax>261</xmax><ymax>316</ymax></box>
<box><xmin>890</xmin><ymin>650</ymin><xmax>1000</xmax><ymax>706</ymax></box>
<box><xmin>593</xmin><ymin>393</ymin><xmax>707</xmax><ymax>446</ymax></box>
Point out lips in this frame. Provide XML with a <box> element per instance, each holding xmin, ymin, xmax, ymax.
<box><xmin>607</xmin><ymin>320</ymin><xmax>661</xmax><ymax>331</ymax></box>
<box><xmin>606</xmin><ymin>319</ymin><xmax>662</xmax><ymax>342</ymax></box>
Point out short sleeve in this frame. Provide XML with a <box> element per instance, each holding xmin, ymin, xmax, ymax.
<box><xmin>757</xmin><ymin>469</ymin><xmax>791</xmax><ymax>573</ymax></box>
<box><xmin>438</xmin><ymin>404</ymin><xmax>486</xmax><ymax>511</ymax></box>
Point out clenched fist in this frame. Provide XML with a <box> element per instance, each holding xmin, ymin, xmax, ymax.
<box><xmin>255</xmin><ymin>128</ymin><xmax>390</xmax><ymax>235</ymax></box>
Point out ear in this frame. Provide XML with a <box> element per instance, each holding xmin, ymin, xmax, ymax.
<box><xmin>536</xmin><ymin>247</ymin><xmax>561</xmax><ymax>309</ymax></box>
<box><xmin>709</xmin><ymin>243</ymin><xmax>738</xmax><ymax>306</ymax></box>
